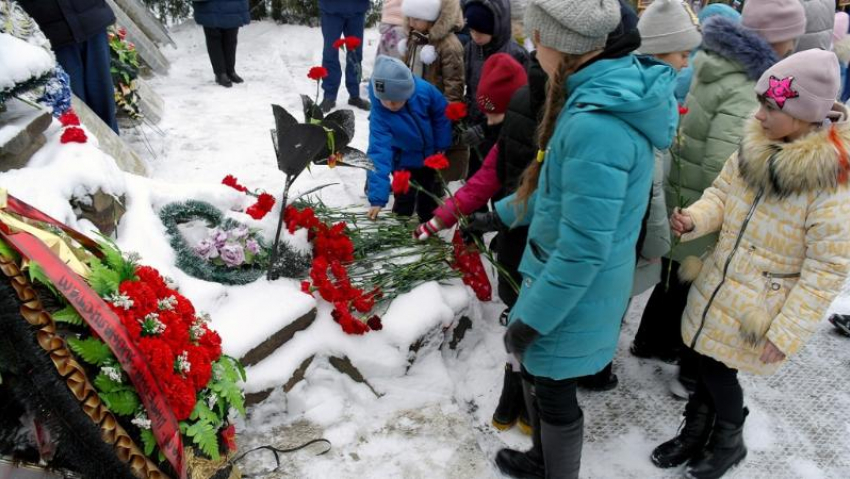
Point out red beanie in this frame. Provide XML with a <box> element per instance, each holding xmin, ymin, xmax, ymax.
<box><xmin>476</xmin><ymin>53</ymin><xmax>528</xmax><ymax>115</ymax></box>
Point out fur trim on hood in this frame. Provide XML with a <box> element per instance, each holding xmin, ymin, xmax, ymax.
<box><xmin>701</xmin><ymin>16</ymin><xmax>780</xmax><ymax>81</ymax></box>
<box><xmin>834</xmin><ymin>37</ymin><xmax>850</xmax><ymax>65</ymax></box>
<box><xmin>739</xmin><ymin>103</ymin><xmax>850</xmax><ymax>197</ymax></box>
<box><xmin>404</xmin><ymin>0</ymin><xmax>463</xmax><ymax>42</ymax></box>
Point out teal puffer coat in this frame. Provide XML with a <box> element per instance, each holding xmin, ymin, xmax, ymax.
<box><xmin>495</xmin><ymin>55</ymin><xmax>677</xmax><ymax>380</ymax></box>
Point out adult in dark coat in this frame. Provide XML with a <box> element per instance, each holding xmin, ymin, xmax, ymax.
<box><xmin>193</xmin><ymin>0</ymin><xmax>250</xmax><ymax>87</ymax></box>
<box><xmin>19</xmin><ymin>0</ymin><xmax>119</xmax><ymax>133</ymax></box>
<box><xmin>318</xmin><ymin>0</ymin><xmax>371</xmax><ymax>112</ymax></box>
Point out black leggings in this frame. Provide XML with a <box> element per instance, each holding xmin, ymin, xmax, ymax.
<box><xmin>522</xmin><ymin>368</ymin><xmax>582</xmax><ymax>426</ymax></box>
<box><xmin>692</xmin><ymin>351</ymin><xmax>745</xmax><ymax>424</ymax></box>
<box><xmin>203</xmin><ymin>27</ymin><xmax>239</xmax><ymax>75</ymax></box>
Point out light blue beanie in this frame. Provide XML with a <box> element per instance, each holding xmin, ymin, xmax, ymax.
<box><xmin>698</xmin><ymin>3</ymin><xmax>741</xmax><ymax>24</ymax></box>
<box><xmin>371</xmin><ymin>55</ymin><xmax>415</xmax><ymax>102</ymax></box>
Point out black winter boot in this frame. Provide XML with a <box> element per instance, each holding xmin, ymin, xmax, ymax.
<box><xmin>492</xmin><ymin>365</ymin><xmax>523</xmax><ymax>430</ymax></box>
<box><xmin>227</xmin><ymin>71</ymin><xmax>244</xmax><ymax>83</ymax></box>
<box><xmin>651</xmin><ymin>399</ymin><xmax>715</xmax><ymax>468</ymax></box>
<box><xmin>578</xmin><ymin>363</ymin><xmax>619</xmax><ymax>392</ymax></box>
<box><xmin>685</xmin><ymin>410</ymin><xmax>748</xmax><ymax>479</ymax></box>
<box><xmin>540</xmin><ymin>412</ymin><xmax>584</xmax><ymax>479</ymax></box>
<box><xmin>495</xmin><ymin>380</ymin><xmax>544</xmax><ymax>478</ymax></box>
<box><xmin>215</xmin><ymin>73</ymin><xmax>232</xmax><ymax>88</ymax></box>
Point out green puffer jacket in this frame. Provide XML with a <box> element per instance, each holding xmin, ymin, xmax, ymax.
<box><xmin>666</xmin><ymin>16</ymin><xmax>778</xmax><ymax>263</ymax></box>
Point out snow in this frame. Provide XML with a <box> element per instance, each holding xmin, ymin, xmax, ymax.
<box><xmin>0</xmin><ymin>33</ymin><xmax>54</xmax><ymax>93</ymax></box>
<box><xmin>2</xmin><ymin>18</ymin><xmax>849</xmax><ymax>479</ymax></box>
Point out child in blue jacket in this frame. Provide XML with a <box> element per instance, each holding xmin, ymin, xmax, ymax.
<box><xmin>366</xmin><ymin>55</ymin><xmax>453</xmax><ymax>221</ymax></box>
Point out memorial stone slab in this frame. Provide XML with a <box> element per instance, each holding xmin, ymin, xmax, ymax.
<box><xmin>112</xmin><ymin>0</ymin><xmax>176</xmax><ymax>48</ymax></box>
<box><xmin>72</xmin><ymin>95</ymin><xmax>148</xmax><ymax>176</ymax></box>
<box><xmin>0</xmin><ymin>99</ymin><xmax>51</xmax><ymax>172</ymax></box>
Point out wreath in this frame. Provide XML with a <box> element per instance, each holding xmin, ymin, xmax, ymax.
<box><xmin>0</xmin><ymin>195</ymin><xmax>244</xmax><ymax>479</ymax></box>
<box><xmin>160</xmin><ymin>200</ymin><xmax>309</xmax><ymax>285</ymax></box>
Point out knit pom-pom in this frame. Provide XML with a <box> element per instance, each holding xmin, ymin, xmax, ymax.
<box><xmin>420</xmin><ymin>45</ymin><xmax>438</xmax><ymax>65</ymax></box>
<box><xmin>678</xmin><ymin>255</ymin><xmax>704</xmax><ymax>283</ymax></box>
<box><xmin>398</xmin><ymin>38</ymin><xmax>408</xmax><ymax>56</ymax></box>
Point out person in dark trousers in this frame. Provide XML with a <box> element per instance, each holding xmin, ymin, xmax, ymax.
<box><xmin>319</xmin><ymin>0</ymin><xmax>371</xmax><ymax>112</ymax></box>
<box><xmin>461</xmin><ymin>0</ymin><xmax>529</xmax><ymax>178</ymax></box>
<box><xmin>193</xmin><ymin>0</ymin><xmax>250</xmax><ymax>88</ymax></box>
<box><xmin>19</xmin><ymin>0</ymin><xmax>119</xmax><ymax>133</ymax></box>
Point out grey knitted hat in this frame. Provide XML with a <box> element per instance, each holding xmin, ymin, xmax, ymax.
<box><xmin>524</xmin><ymin>0</ymin><xmax>621</xmax><ymax>55</ymax></box>
<box><xmin>637</xmin><ymin>0</ymin><xmax>702</xmax><ymax>55</ymax></box>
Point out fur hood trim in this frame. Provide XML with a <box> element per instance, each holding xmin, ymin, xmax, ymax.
<box><xmin>404</xmin><ymin>0</ymin><xmax>463</xmax><ymax>42</ymax></box>
<box><xmin>834</xmin><ymin>37</ymin><xmax>850</xmax><ymax>65</ymax></box>
<box><xmin>739</xmin><ymin>103</ymin><xmax>850</xmax><ymax>197</ymax></box>
<box><xmin>701</xmin><ymin>16</ymin><xmax>779</xmax><ymax>81</ymax></box>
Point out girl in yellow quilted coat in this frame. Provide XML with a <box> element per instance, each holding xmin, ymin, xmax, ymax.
<box><xmin>653</xmin><ymin>49</ymin><xmax>850</xmax><ymax>479</ymax></box>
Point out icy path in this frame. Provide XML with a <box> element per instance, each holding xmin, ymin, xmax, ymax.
<box><xmin>132</xmin><ymin>21</ymin><xmax>850</xmax><ymax>479</ymax></box>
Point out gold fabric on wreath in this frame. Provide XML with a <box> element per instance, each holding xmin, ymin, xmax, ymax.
<box><xmin>0</xmin><ymin>189</ymin><xmax>91</xmax><ymax>277</ymax></box>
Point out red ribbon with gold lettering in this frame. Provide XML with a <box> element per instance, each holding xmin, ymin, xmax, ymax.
<box><xmin>0</xmin><ymin>202</ymin><xmax>185</xmax><ymax>479</ymax></box>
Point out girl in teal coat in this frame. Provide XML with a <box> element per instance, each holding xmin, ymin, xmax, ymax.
<box><xmin>470</xmin><ymin>1</ymin><xmax>678</xmax><ymax>477</ymax></box>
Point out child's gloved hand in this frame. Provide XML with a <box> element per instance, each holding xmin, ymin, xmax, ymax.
<box><xmin>413</xmin><ymin>217</ymin><xmax>443</xmax><ymax>241</ymax></box>
<box><xmin>461</xmin><ymin>124</ymin><xmax>486</xmax><ymax>147</ymax></box>
<box><xmin>462</xmin><ymin>211</ymin><xmax>505</xmax><ymax>235</ymax></box>
<box><xmin>504</xmin><ymin>319</ymin><xmax>540</xmax><ymax>363</ymax></box>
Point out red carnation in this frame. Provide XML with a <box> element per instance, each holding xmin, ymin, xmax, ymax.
<box><xmin>391</xmin><ymin>170</ymin><xmax>411</xmax><ymax>195</ymax></box>
<box><xmin>367</xmin><ymin>315</ymin><xmax>383</xmax><ymax>331</ymax></box>
<box><xmin>60</xmin><ymin>126</ymin><xmax>87</xmax><ymax>144</ymax></box>
<box><xmin>163</xmin><ymin>376</ymin><xmax>196</xmax><ymax>421</ymax></box>
<box><xmin>445</xmin><ymin>102</ymin><xmax>467</xmax><ymax>121</ymax></box>
<box><xmin>246</xmin><ymin>193</ymin><xmax>276</xmax><ymax>220</ymax></box>
<box><xmin>58</xmin><ymin>110</ymin><xmax>80</xmax><ymax>127</ymax></box>
<box><xmin>222</xmin><ymin>175</ymin><xmax>248</xmax><ymax>193</ymax></box>
<box><xmin>423</xmin><ymin>153</ymin><xmax>450</xmax><ymax>171</ymax></box>
<box><xmin>186</xmin><ymin>345</ymin><xmax>213</xmax><ymax>391</ymax></box>
<box><xmin>333</xmin><ymin>38</ymin><xmax>346</xmax><ymax>49</ymax></box>
<box><xmin>308</xmin><ymin>66</ymin><xmax>329</xmax><ymax>81</ymax></box>
<box><xmin>138</xmin><ymin>337</ymin><xmax>175</xmax><ymax>379</ymax></box>
<box><xmin>221</xmin><ymin>424</ymin><xmax>237</xmax><ymax>452</ymax></box>
<box><xmin>678</xmin><ymin>104</ymin><xmax>689</xmax><ymax>116</ymax></box>
<box><xmin>117</xmin><ymin>27</ymin><xmax>127</xmax><ymax>40</ymax></box>
<box><xmin>301</xmin><ymin>281</ymin><xmax>312</xmax><ymax>294</ymax></box>
<box><xmin>198</xmin><ymin>327</ymin><xmax>222</xmax><ymax>360</ymax></box>
<box><xmin>344</xmin><ymin>36</ymin><xmax>362</xmax><ymax>50</ymax></box>
<box><xmin>135</xmin><ymin>266</ymin><xmax>168</xmax><ymax>296</ymax></box>
<box><xmin>119</xmin><ymin>280</ymin><xmax>158</xmax><ymax>315</ymax></box>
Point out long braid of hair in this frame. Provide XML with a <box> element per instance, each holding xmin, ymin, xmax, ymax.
<box><xmin>513</xmin><ymin>55</ymin><xmax>582</xmax><ymax>216</ymax></box>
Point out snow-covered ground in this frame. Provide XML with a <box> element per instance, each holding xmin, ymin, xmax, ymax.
<box><xmin>5</xmin><ymin>19</ymin><xmax>849</xmax><ymax>479</ymax></box>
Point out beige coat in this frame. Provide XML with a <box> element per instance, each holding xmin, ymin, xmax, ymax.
<box><xmin>680</xmin><ymin>106</ymin><xmax>850</xmax><ymax>375</ymax></box>
<box><xmin>402</xmin><ymin>0</ymin><xmax>467</xmax><ymax>181</ymax></box>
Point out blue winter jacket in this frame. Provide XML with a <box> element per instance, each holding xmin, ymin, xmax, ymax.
<box><xmin>495</xmin><ymin>55</ymin><xmax>678</xmax><ymax>380</ymax></box>
<box><xmin>367</xmin><ymin>77</ymin><xmax>453</xmax><ymax>207</ymax></box>
<box><xmin>193</xmin><ymin>0</ymin><xmax>250</xmax><ymax>30</ymax></box>
<box><xmin>319</xmin><ymin>0</ymin><xmax>370</xmax><ymax>15</ymax></box>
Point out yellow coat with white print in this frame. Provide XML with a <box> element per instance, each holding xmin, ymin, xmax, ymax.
<box><xmin>679</xmin><ymin>105</ymin><xmax>850</xmax><ymax>375</ymax></box>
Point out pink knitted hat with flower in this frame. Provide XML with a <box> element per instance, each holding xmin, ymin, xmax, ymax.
<box><xmin>755</xmin><ymin>49</ymin><xmax>840</xmax><ymax>123</ymax></box>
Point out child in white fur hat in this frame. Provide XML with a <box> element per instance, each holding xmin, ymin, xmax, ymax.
<box><xmin>401</xmin><ymin>0</ymin><xmax>469</xmax><ymax>179</ymax></box>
